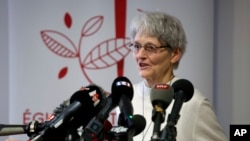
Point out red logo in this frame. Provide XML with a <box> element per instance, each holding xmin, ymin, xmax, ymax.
<box><xmin>155</xmin><ymin>84</ymin><xmax>170</xmax><ymax>89</ymax></box>
<box><xmin>40</xmin><ymin>1</ymin><xmax>132</xmax><ymax>84</ymax></box>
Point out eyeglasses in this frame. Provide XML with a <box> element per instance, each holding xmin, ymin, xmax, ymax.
<box><xmin>128</xmin><ymin>43</ymin><xmax>172</xmax><ymax>55</ymax></box>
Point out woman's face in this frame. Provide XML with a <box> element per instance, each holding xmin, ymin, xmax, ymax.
<box><xmin>132</xmin><ymin>34</ymin><xmax>174</xmax><ymax>81</ymax></box>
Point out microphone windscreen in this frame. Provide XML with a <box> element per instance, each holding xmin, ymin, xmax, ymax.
<box><xmin>111</xmin><ymin>76</ymin><xmax>133</xmax><ymax>103</ymax></box>
<box><xmin>69</xmin><ymin>84</ymin><xmax>106</xmax><ymax>127</ymax></box>
<box><xmin>150</xmin><ymin>84</ymin><xmax>174</xmax><ymax>109</ymax></box>
<box><xmin>132</xmin><ymin>114</ymin><xmax>146</xmax><ymax>136</ymax></box>
<box><xmin>172</xmin><ymin>79</ymin><xmax>194</xmax><ymax>102</ymax></box>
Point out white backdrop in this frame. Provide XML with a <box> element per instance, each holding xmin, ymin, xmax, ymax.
<box><xmin>3</xmin><ymin>0</ymin><xmax>214</xmax><ymax>140</ymax></box>
<box><xmin>0</xmin><ymin>0</ymin><xmax>9</xmax><ymax>141</ymax></box>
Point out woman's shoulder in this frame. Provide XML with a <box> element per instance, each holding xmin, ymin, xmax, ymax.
<box><xmin>171</xmin><ymin>76</ymin><xmax>210</xmax><ymax>107</ymax></box>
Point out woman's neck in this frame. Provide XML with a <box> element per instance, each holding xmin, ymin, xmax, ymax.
<box><xmin>144</xmin><ymin>73</ymin><xmax>175</xmax><ymax>88</ymax></box>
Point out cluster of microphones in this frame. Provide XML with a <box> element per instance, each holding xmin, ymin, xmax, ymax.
<box><xmin>0</xmin><ymin>76</ymin><xmax>194</xmax><ymax>141</ymax></box>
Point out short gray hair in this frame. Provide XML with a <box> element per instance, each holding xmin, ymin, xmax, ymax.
<box><xmin>129</xmin><ymin>11</ymin><xmax>187</xmax><ymax>69</ymax></box>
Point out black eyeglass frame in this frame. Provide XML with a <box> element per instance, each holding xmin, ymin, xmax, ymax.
<box><xmin>128</xmin><ymin>43</ymin><xmax>172</xmax><ymax>54</ymax></box>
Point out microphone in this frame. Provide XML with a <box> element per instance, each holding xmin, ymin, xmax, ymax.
<box><xmin>150</xmin><ymin>84</ymin><xmax>174</xmax><ymax>141</ymax></box>
<box><xmin>167</xmin><ymin>79</ymin><xmax>194</xmax><ymax>126</ymax></box>
<box><xmin>83</xmin><ymin>76</ymin><xmax>134</xmax><ymax>140</ymax></box>
<box><xmin>0</xmin><ymin>120</ymin><xmax>45</xmax><ymax>137</ymax></box>
<box><xmin>83</xmin><ymin>95</ymin><xmax>117</xmax><ymax>141</ymax></box>
<box><xmin>83</xmin><ymin>120</ymin><xmax>113</xmax><ymax>141</ymax></box>
<box><xmin>127</xmin><ymin>114</ymin><xmax>146</xmax><ymax>138</ymax></box>
<box><xmin>0</xmin><ymin>100</ymin><xmax>71</xmax><ymax>137</ymax></box>
<box><xmin>112</xmin><ymin>76</ymin><xmax>134</xmax><ymax>127</ymax></box>
<box><xmin>31</xmin><ymin>84</ymin><xmax>106</xmax><ymax>141</ymax></box>
<box><xmin>160</xmin><ymin>79</ymin><xmax>194</xmax><ymax>141</ymax></box>
<box><xmin>107</xmin><ymin>114</ymin><xmax>146</xmax><ymax>141</ymax></box>
<box><xmin>0</xmin><ymin>124</ymin><xmax>26</xmax><ymax>136</ymax></box>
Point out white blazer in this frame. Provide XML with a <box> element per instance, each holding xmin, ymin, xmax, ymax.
<box><xmin>132</xmin><ymin>76</ymin><xmax>228</xmax><ymax>141</ymax></box>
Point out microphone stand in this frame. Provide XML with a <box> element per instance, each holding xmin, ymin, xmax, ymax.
<box><xmin>160</xmin><ymin>114</ymin><xmax>178</xmax><ymax>141</ymax></box>
<box><xmin>151</xmin><ymin>107</ymin><xmax>166</xmax><ymax>141</ymax></box>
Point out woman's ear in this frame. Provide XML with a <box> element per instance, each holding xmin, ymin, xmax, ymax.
<box><xmin>170</xmin><ymin>47</ymin><xmax>182</xmax><ymax>63</ymax></box>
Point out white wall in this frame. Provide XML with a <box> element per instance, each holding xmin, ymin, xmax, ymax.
<box><xmin>232</xmin><ymin>0</ymin><xmax>250</xmax><ymax>124</ymax></box>
<box><xmin>0</xmin><ymin>0</ymin><xmax>9</xmax><ymax>140</ymax></box>
<box><xmin>215</xmin><ymin>0</ymin><xmax>250</xmax><ymax>138</ymax></box>
<box><xmin>214</xmin><ymin>0</ymin><xmax>234</xmax><ymax>138</ymax></box>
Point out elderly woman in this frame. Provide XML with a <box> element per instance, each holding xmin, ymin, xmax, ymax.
<box><xmin>129</xmin><ymin>11</ymin><xmax>227</xmax><ymax>141</ymax></box>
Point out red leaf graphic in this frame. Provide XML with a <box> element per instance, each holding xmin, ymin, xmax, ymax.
<box><xmin>81</xmin><ymin>16</ymin><xmax>103</xmax><ymax>37</ymax></box>
<box><xmin>82</xmin><ymin>38</ymin><xmax>130</xmax><ymax>69</ymax></box>
<box><xmin>40</xmin><ymin>30</ymin><xmax>78</xmax><ymax>58</ymax></box>
<box><xmin>64</xmin><ymin>12</ymin><xmax>72</xmax><ymax>28</ymax></box>
<box><xmin>58</xmin><ymin>66</ymin><xmax>68</xmax><ymax>79</ymax></box>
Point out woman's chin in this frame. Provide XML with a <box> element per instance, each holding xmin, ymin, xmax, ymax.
<box><xmin>139</xmin><ymin>71</ymin><xmax>151</xmax><ymax>79</ymax></box>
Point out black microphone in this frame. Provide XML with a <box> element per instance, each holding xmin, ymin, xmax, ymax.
<box><xmin>112</xmin><ymin>76</ymin><xmax>134</xmax><ymax>127</ymax></box>
<box><xmin>150</xmin><ymin>84</ymin><xmax>174</xmax><ymax>141</ymax></box>
<box><xmin>83</xmin><ymin>76</ymin><xmax>134</xmax><ymax>140</ymax></box>
<box><xmin>160</xmin><ymin>79</ymin><xmax>194</xmax><ymax>141</ymax></box>
<box><xmin>107</xmin><ymin>114</ymin><xmax>146</xmax><ymax>141</ymax></box>
<box><xmin>127</xmin><ymin>114</ymin><xmax>146</xmax><ymax>138</ymax></box>
<box><xmin>83</xmin><ymin>95</ymin><xmax>117</xmax><ymax>141</ymax></box>
<box><xmin>167</xmin><ymin>79</ymin><xmax>194</xmax><ymax>126</ymax></box>
<box><xmin>30</xmin><ymin>84</ymin><xmax>106</xmax><ymax>141</ymax></box>
<box><xmin>83</xmin><ymin>119</ymin><xmax>113</xmax><ymax>141</ymax></box>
